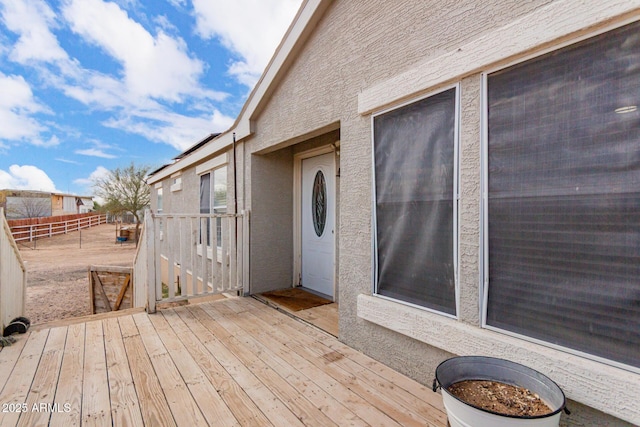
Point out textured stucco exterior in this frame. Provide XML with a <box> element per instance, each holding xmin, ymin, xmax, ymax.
<box><xmin>147</xmin><ymin>1</ymin><xmax>640</xmax><ymax>425</ymax></box>
<box><xmin>245</xmin><ymin>1</ymin><xmax>639</xmax><ymax>425</ymax></box>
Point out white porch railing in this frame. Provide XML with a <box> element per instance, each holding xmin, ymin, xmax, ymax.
<box><xmin>132</xmin><ymin>218</ymin><xmax>149</xmax><ymax>309</ymax></box>
<box><xmin>136</xmin><ymin>210</ymin><xmax>249</xmax><ymax>313</ymax></box>
<box><xmin>0</xmin><ymin>208</ymin><xmax>26</xmax><ymax>332</ymax></box>
<box><xmin>10</xmin><ymin>214</ymin><xmax>107</xmax><ymax>243</ymax></box>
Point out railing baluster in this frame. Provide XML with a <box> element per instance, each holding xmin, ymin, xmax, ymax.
<box><xmin>220</xmin><ymin>217</ymin><xmax>228</xmax><ymax>292</ymax></box>
<box><xmin>141</xmin><ymin>212</ymin><xmax>247</xmax><ymax>304</ymax></box>
<box><xmin>190</xmin><ymin>217</ymin><xmax>196</xmax><ymax>297</ymax></box>
<box><xmin>167</xmin><ymin>217</ymin><xmax>175</xmax><ymax>300</ymax></box>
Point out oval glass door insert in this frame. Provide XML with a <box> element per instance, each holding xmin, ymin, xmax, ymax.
<box><xmin>312</xmin><ymin>170</ymin><xmax>327</xmax><ymax>237</ymax></box>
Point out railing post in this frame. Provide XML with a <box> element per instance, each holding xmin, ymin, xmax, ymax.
<box><xmin>242</xmin><ymin>210</ymin><xmax>250</xmax><ymax>296</ymax></box>
<box><xmin>146</xmin><ymin>211</ymin><xmax>157</xmax><ymax>313</ymax></box>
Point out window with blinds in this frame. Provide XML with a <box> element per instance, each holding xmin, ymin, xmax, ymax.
<box><xmin>485</xmin><ymin>21</ymin><xmax>640</xmax><ymax>369</ymax></box>
<box><xmin>373</xmin><ymin>87</ymin><xmax>457</xmax><ymax>315</ymax></box>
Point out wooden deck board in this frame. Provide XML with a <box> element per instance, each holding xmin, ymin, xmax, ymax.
<box><xmin>49</xmin><ymin>323</ymin><xmax>85</xmax><ymax>427</ymax></box>
<box><xmin>81</xmin><ymin>321</ymin><xmax>111</xmax><ymax>427</ymax></box>
<box><xmin>133</xmin><ymin>313</ymin><xmax>209</xmax><ymax>427</ymax></box>
<box><xmin>203</xmin><ymin>303</ymin><xmax>368</xmax><ymax>427</ymax></box>
<box><xmin>0</xmin><ymin>296</ymin><xmax>447</xmax><ymax>427</ymax></box>
<box><xmin>244</xmin><ymin>298</ymin><xmax>447</xmax><ymax>426</ymax></box>
<box><xmin>0</xmin><ymin>329</ymin><xmax>49</xmax><ymax>427</ymax></box>
<box><xmin>197</xmin><ymin>304</ymin><xmax>339</xmax><ymax>427</ymax></box>
<box><xmin>217</xmin><ymin>301</ymin><xmax>407</xmax><ymax>427</ymax></box>
<box><xmin>121</xmin><ymin>329</ymin><xmax>176</xmax><ymax>427</ymax></box>
<box><xmin>148</xmin><ymin>311</ymin><xmax>240</xmax><ymax>427</ymax></box>
<box><xmin>103</xmin><ymin>318</ymin><xmax>144</xmax><ymax>426</ymax></box>
<box><xmin>166</xmin><ymin>308</ymin><xmax>274</xmax><ymax>427</ymax></box>
<box><xmin>186</xmin><ymin>305</ymin><xmax>307</xmax><ymax>427</ymax></box>
<box><xmin>0</xmin><ymin>332</ymin><xmax>28</xmax><ymax>396</ymax></box>
<box><xmin>17</xmin><ymin>327</ymin><xmax>67</xmax><ymax>427</ymax></box>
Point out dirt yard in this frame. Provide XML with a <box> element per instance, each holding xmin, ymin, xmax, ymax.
<box><xmin>18</xmin><ymin>223</ymin><xmax>138</xmax><ymax>325</ymax></box>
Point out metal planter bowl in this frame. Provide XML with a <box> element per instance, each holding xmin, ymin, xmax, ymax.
<box><xmin>433</xmin><ymin>356</ymin><xmax>567</xmax><ymax>427</ymax></box>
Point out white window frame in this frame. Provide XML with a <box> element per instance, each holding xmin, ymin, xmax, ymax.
<box><xmin>155</xmin><ymin>183</ymin><xmax>163</xmax><ymax>213</ymax></box>
<box><xmin>370</xmin><ymin>83</ymin><xmax>460</xmax><ymax>319</ymax></box>
<box><xmin>479</xmin><ymin>33</ymin><xmax>640</xmax><ymax>373</ymax></box>
<box><xmin>196</xmin><ymin>153</ymin><xmax>228</xmax><ymax>262</ymax></box>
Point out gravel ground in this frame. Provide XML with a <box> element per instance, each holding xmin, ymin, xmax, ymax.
<box><xmin>18</xmin><ymin>223</ymin><xmax>137</xmax><ymax>325</ymax></box>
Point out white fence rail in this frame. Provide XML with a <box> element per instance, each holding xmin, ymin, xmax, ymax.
<box><xmin>136</xmin><ymin>211</ymin><xmax>249</xmax><ymax>313</ymax></box>
<box><xmin>0</xmin><ymin>208</ymin><xmax>26</xmax><ymax>331</ymax></box>
<box><xmin>10</xmin><ymin>214</ymin><xmax>107</xmax><ymax>243</ymax></box>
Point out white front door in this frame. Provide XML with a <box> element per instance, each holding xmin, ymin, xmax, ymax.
<box><xmin>301</xmin><ymin>152</ymin><xmax>335</xmax><ymax>298</ymax></box>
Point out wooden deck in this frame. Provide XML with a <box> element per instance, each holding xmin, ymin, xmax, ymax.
<box><xmin>0</xmin><ymin>297</ymin><xmax>447</xmax><ymax>426</ymax></box>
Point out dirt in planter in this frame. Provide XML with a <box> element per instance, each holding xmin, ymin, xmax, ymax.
<box><xmin>447</xmin><ymin>380</ymin><xmax>552</xmax><ymax>417</ymax></box>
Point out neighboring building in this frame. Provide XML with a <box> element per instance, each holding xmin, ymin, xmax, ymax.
<box><xmin>0</xmin><ymin>190</ymin><xmax>93</xmax><ymax>219</ymax></box>
<box><xmin>146</xmin><ymin>1</ymin><xmax>640</xmax><ymax>425</ymax></box>
<box><xmin>51</xmin><ymin>192</ymin><xmax>94</xmax><ymax>216</ymax></box>
<box><xmin>0</xmin><ymin>190</ymin><xmax>52</xmax><ymax>219</ymax></box>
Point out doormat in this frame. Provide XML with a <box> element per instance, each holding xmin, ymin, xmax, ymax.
<box><xmin>258</xmin><ymin>288</ymin><xmax>332</xmax><ymax>312</ymax></box>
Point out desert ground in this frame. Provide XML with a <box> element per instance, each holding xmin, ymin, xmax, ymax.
<box><xmin>18</xmin><ymin>223</ymin><xmax>137</xmax><ymax>325</ymax></box>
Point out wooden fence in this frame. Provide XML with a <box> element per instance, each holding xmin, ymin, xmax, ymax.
<box><xmin>0</xmin><ymin>208</ymin><xmax>26</xmax><ymax>332</ymax></box>
<box><xmin>8</xmin><ymin>214</ymin><xmax>107</xmax><ymax>243</ymax></box>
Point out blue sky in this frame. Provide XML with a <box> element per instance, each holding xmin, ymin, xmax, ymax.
<box><xmin>0</xmin><ymin>0</ymin><xmax>301</xmax><ymax>196</ymax></box>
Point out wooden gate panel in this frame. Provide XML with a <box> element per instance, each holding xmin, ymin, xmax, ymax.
<box><xmin>89</xmin><ymin>266</ymin><xmax>133</xmax><ymax>314</ymax></box>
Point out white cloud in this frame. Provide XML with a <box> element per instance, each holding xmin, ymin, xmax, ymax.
<box><xmin>166</xmin><ymin>0</ymin><xmax>186</xmax><ymax>8</ymax></box>
<box><xmin>31</xmin><ymin>135</ymin><xmax>60</xmax><ymax>147</ymax></box>
<box><xmin>103</xmin><ymin>108</ymin><xmax>234</xmax><ymax>151</ymax></box>
<box><xmin>0</xmin><ymin>72</ymin><xmax>54</xmax><ymax>144</ymax></box>
<box><xmin>0</xmin><ymin>165</ymin><xmax>58</xmax><ymax>192</ymax></box>
<box><xmin>73</xmin><ymin>166</ymin><xmax>110</xmax><ymax>201</ymax></box>
<box><xmin>61</xmin><ymin>0</ymin><xmax>225</xmax><ymax>103</ymax></box>
<box><xmin>73</xmin><ymin>165</ymin><xmax>110</xmax><ymax>187</ymax></box>
<box><xmin>75</xmin><ymin>148</ymin><xmax>117</xmax><ymax>159</ymax></box>
<box><xmin>192</xmin><ymin>0</ymin><xmax>302</xmax><ymax>87</ymax></box>
<box><xmin>55</xmin><ymin>158</ymin><xmax>82</xmax><ymax>165</ymax></box>
<box><xmin>0</xmin><ymin>0</ymin><xmax>68</xmax><ymax>64</ymax></box>
<box><xmin>0</xmin><ymin>0</ymin><xmax>257</xmax><ymax>154</ymax></box>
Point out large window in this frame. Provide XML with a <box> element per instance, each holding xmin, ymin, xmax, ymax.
<box><xmin>373</xmin><ymin>87</ymin><xmax>457</xmax><ymax>315</ymax></box>
<box><xmin>485</xmin><ymin>21</ymin><xmax>640</xmax><ymax>369</ymax></box>
<box><xmin>156</xmin><ymin>187</ymin><xmax>163</xmax><ymax>213</ymax></box>
<box><xmin>199</xmin><ymin>166</ymin><xmax>227</xmax><ymax>250</ymax></box>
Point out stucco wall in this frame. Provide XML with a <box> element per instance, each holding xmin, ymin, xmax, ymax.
<box><xmin>249</xmin><ymin>148</ymin><xmax>294</xmax><ymax>294</ymax></box>
<box><xmin>243</xmin><ymin>0</ymin><xmax>638</xmax><ymax>424</ymax></box>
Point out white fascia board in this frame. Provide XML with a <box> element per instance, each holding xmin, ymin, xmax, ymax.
<box><xmin>358</xmin><ymin>0</ymin><xmax>640</xmax><ymax>115</ymax></box>
<box><xmin>147</xmin><ymin>132</ymin><xmax>234</xmax><ymax>184</ymax></box>
<box><xmin>147</xmin><ymin>0</ymin><xmax>329</xmax><ymax>186</ymax></box>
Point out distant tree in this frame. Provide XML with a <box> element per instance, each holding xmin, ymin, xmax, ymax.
<box><xmin>7</xmin><ymin>196</ymin><xmax>51</xmax><ymax>219</ymax></box>
<box><xmin>93</xmin><ymin>163</ymin><xmax>150</xmax><ymax>241</ymax></box>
